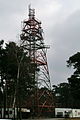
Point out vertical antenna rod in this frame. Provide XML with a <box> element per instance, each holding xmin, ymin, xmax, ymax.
<box><xmin>28</xmin><ymin>4</ymin><xmax>35</xmax><ymax>19</ymax></box>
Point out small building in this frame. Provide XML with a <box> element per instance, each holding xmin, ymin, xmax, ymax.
<box><xmin>0</xmin><ymin>108</ymin><xmax>30</xmax><ymax>119</ymax></box>
<box><xmin>71</xmin><ymin>109</ymin><xmax>80</xmax><ymax>118</ymax></box>
<box><xmin>55</xmin><ymin>108</ymin><xmax>72</xmax><ymax>118</ymax></box>
<box><xmin>55</xmin><ymin>108</ymin><xmax>80</xmax><ymax>118</ymax></box>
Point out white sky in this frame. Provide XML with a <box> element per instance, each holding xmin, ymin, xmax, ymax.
<box><xmin>0</xmin><ymin>0</ymin><xmax>80</xmax><ymax>85</ymax></box>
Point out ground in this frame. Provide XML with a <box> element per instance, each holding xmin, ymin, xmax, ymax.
<box><xmin>64</xmin><ymin>118</ymin><xmax>80</xmax><ymax>120</ymax></box>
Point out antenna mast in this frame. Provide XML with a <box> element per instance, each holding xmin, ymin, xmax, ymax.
<box><xmin>20</xmin><ymin>6</ymin><xmax>54</xmax><ymax>117</ymax></box>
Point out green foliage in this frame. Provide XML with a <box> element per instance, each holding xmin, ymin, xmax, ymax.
<box><xmin>67</xmin><ymin>52</ymin><xmax>80</xmax><ymax>104</ymax></box>
<box><xmin>53</xmin><ymin>82</ymin><xmax>73</xmax><ymax>108</ymax></box>
<box><xmin>0</xmin><ymin>40</ymin><xmax>36</xmax><ymax>107</ymax></box>
<box><xmin>0</xmin><ymin>40</ymin><xmax>4</xmax><ymax>105</ymax></box>
<box><xmin>67</xmin><ymin>52</ymin><xmax>80</xmax><ymax>69</ymax></box>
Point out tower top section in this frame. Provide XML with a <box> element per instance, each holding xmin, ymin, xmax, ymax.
<box><xmin>28</xmin><ymin>4</ymin><xmax>35</xmax><ymax>19</ymax></box>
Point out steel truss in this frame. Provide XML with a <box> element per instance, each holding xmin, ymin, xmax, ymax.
<box><xmin>20</xmin><ymin>6</ymin><xmax>54</xmax><ymax>117</ymax></box>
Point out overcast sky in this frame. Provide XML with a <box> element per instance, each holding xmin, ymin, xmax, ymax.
<box><xmin>0</xmin><ymin>0</ymin><xmax>80</xmax><ymax>85</ymax></box>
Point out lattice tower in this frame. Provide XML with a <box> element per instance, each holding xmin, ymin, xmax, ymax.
<box><xmin>20</xmin><ymin>6</ymin><xmax>54</xmax><ymax>117</ymax></box>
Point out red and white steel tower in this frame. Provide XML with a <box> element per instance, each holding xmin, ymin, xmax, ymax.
<box><xmin>20</xmin><ymin>6</ymin><xmax>54</xmax><ymax>117</ymax></box>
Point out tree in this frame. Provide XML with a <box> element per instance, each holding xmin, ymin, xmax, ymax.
<box><xmin>52</xmin><ymin>82</ymin><xmax>73</xmax><ymax>108</ymax></box>
<box><xmin>0</xmin><ymin>40</ymin><xmax>5</xmax><ymax>106</ymax></box>
<box><xmin>67</xmin><ymin>52</ymin><xmax>80</xmax><ymax>108</ymax></box>
<box><xmin>0</xmin><ymin>40</ymin><xmax>36</xmax><ymax>109</ymax></box>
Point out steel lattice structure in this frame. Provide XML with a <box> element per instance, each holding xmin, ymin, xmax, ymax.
<box><xmin>20</xmin><ymin>6</ymin><xmax>54</xmax><ymax>117</ymax></box>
